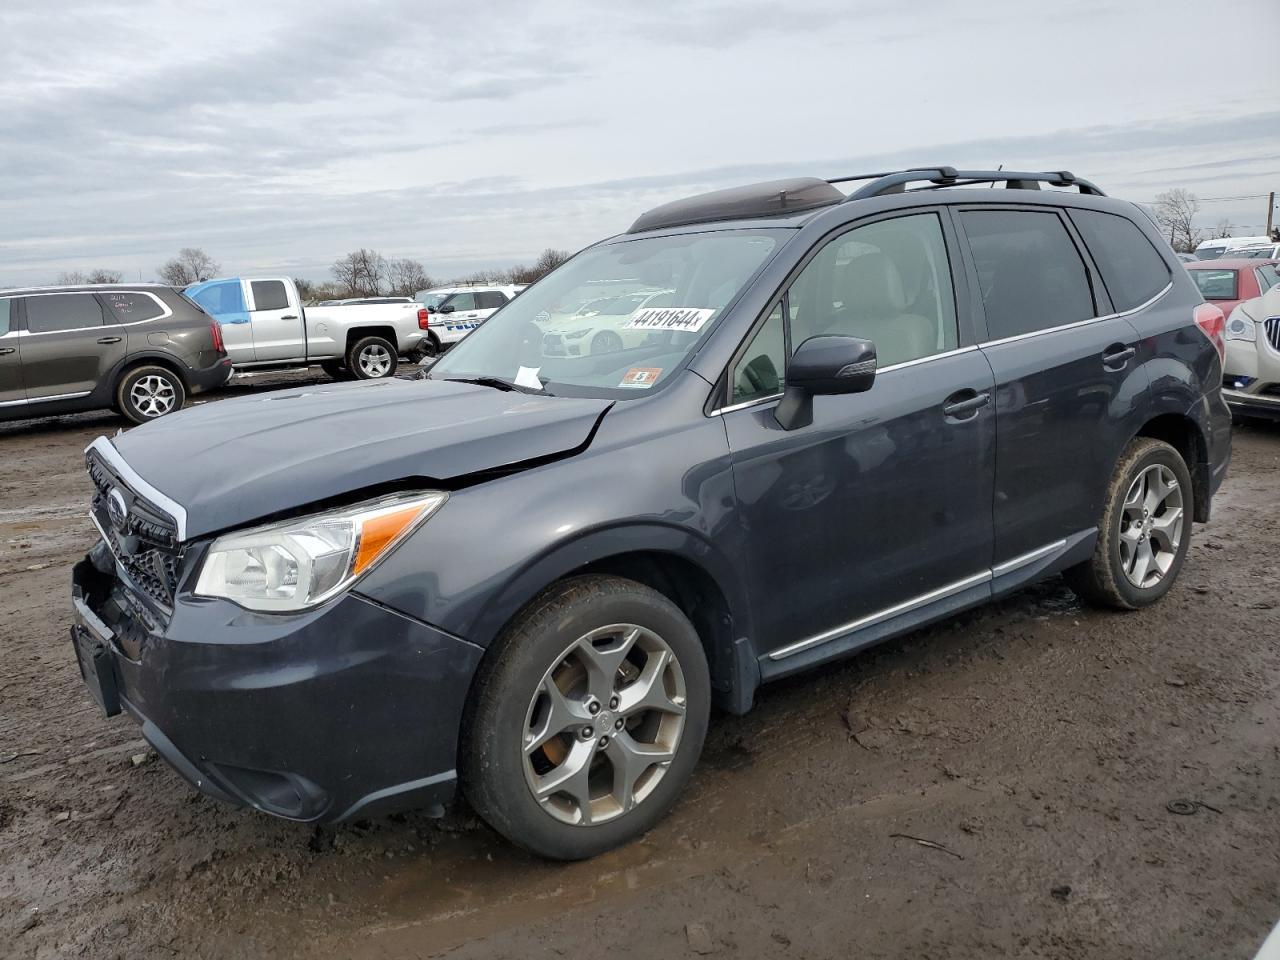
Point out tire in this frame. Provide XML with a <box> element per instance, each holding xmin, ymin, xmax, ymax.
<box><xmin>1064</xmin><ymin>437</ymin><xmax>1194</xmax><ymax>610</ymax></box>
<box><xmin>116</xmin><ymin>365</ymin><xmax>186</xmax><ymax>424</ymax></box>
<box><xmin>461</xmin><ymin>575</ymin><xmax>710</xmax><ymax>860</ymax></box>
<box><xmin>320</xmin><ymin>359</ymin><xmax>348</xmax><ymax>380</ymax></box>
<box><xmin>589</xmin><ymin>330</ymin><xmax>624</xmax><ymax>355</ymax></box>
<box><xmin>346</xmin><ymin>336</ymin><xmax>398</xmax><ymax>380</ymax></box>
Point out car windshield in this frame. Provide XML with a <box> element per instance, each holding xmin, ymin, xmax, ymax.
<box><xmin>1191</xmin><ymin>269</ymin><xmax>1237</xmax><ymax>300</ymax></box>
<box><xmin>1194</xmin><ymin>248</ymin><xmax>1225</xmax><ymax>260</ymax></box>
<box><xmin>428</xmin><ymin>230</ymin><xmax>783</xmax><ymax>398</ymax></box>
<box><xmin>1230</xmin><ymin>248</ymin><xmax>1274</xmax><ymax>259</ymax></box>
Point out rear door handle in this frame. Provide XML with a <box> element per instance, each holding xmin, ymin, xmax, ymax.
<box><xmin>280</xmin><ymin>314</ymin><xmax>299</xmax><ymax>320</ymax></box>
<box><xmin>0</xmin><ymin>347</ymin><xmax>15</xmax><ymax>356</ymax></box>
<box><xmin>942</xmin><ymin>389</ymin><xmax>991</xmax><ymax>420</ymax></box>
<box><xmin>1102</xmin><ymin>344</ymin><xmax>1136</xmax><ymax>368</ymax></box>
<box><xmin>96</xmin><ymin>336</ymin><xmax>122</xmax><ymax>344</ymax></box>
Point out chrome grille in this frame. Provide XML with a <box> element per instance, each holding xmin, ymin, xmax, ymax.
<box><xmin>1265</xmin><ymin>317</ymin><xmax>1280</xmax><ymax>352</ymax></box>
<box><xmin>86</xmin><ymin>451</ymin><xmax>182</xmax><ymax>610</ymax></box>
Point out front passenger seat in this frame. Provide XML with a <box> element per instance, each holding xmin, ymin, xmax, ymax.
<box><xmin>829</xmin><ymin>253</ymin><xmax>935</xmax><ymax>366</ymax></box>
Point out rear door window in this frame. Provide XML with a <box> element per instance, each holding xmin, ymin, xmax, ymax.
<box><xmin>24</xmin><ymin>293</ymin><xmax>105</xmax><ymax>333</ymax></box>
<box><xmin>959</xmin><ymin>210</ymin><xmax>1097</xmax><ymax>340</ymax></box>
<box><xmin>250</xmin><ymin>280</ymin><xmax>289</xmax><ymax>311</ymax></box>
<box><xmin>1190</xmin><ymin>269</ymin><xmax>1237</xmax><ymax>301</ymax></box>
<box><xmin>102</xmin><ymin>291</ymin><xmax>166</xmax><ymax>323</ymax></box>
<box><xmin>476</xmin><ymin>291</ymin><xmax>508</xmax><ymax>310</ymax></box>
<box><xmin>1069</xmin><ymin>209</ymin><xmax>1172</xmax><ymax>311</ymax></box>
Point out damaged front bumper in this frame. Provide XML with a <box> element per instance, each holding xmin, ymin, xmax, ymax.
<box><xmin>71</xmin><ymin>545</ymin><xmax>483</xmax><ymax>823</ymax></box>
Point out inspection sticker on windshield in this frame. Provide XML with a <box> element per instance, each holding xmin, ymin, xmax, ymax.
<box><xmin>624</xmin><ymin>307</ymin><xmax>715</xmax><ymax>332</ymax></box>
<box><xmin>619</xmin><ymin>367</ymin><xmax>662</xmax><ymax>389</ymax></box>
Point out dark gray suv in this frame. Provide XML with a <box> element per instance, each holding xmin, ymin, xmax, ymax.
<box><xmin>0</xmin><ymin>284</ymin><xmax>231</xmax><ymax>424</ymax></box>
<box><xmin>70</xmin><ymin>168</ymin><xmax>1231</xmax><ymax>860</ymax></box>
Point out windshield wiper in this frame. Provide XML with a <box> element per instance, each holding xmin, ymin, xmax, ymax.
<box><xmin>442</xmin><ymin>376</ymin><xmax>551</xmax><ymax>396</ymax></box>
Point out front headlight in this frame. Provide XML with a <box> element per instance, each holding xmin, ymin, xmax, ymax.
<box><xmin>1226</xmin><ymin>306</ymin><xmax>1257</xmax><ymax>342</ymax></box>
<box><xmin>194</xmin><ymin>491</ymin><xmax>447</xmax><ymax>612</ymax></box>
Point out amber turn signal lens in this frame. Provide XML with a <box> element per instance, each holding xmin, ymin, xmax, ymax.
<box><xmin>353</xmin><ymin>503</ymin><xmax>431</xmax><ymax>575</ymax></box>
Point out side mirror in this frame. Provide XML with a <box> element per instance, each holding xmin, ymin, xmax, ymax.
<box><xmin>440</xmin><ymin>304</ymin><xmax>455</xmax><ymax>314</ymax></box>
<box><xmin>775</xmin><ymin>335</ymin><xmax>876</xmax><ymax>431</ymax></box>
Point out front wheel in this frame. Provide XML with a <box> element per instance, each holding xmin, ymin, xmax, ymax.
<box><xmin>116</xmin><ymin>365</ymin><xmax>186</xmax><ymax>424</ymax></box>
<box><xmin>1064</xmin><ymin>437</ymin><xmax>1194</xmax><ymax>610</ymax></box>
<box><xmin>346</xmin><ymin>336</ymin><xmax>398</xmax><ymax>380</ymax></box>
<box><xmin>462</xmin><ymin>576</ymin><xmax>710</xmax><ymax>860</ymax></box>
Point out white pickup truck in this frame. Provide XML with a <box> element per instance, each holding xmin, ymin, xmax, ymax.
<box><xmin>184</xmin><ymin>276</ymin><xmax>432</xmax><ymax>379</ymax></box>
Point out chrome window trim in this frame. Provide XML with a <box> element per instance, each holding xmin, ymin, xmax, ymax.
<box><xmin>709</xmin><ymin>345</ymin><xmax>982</xmax><ymax>416</ymax></box>
<box><xmin>85</xmin><ymin>436</ymin><xmax>189</xmax><ymax>541</ymax></box>
<box><xmin>978</xmin><ymin>281</ymin><xmax>1172</xmax><ymax>349</ymax></box>
<box><xmin>769</xmin><ymin>536</ymin><xmax>1072</xmax><ymax>661</ymax></box>
<box><xmin>4</xmin><ymin>290</ymin><xmax>173</xmax><ymax>336</ymax></box>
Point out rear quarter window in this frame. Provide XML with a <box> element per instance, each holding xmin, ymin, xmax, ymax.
<box><xmin>1069</xmin><ymin>209</ymin><xmax>1172</xmax><ymax>312</ymax></box>
<box><xmin>1190</xmin><ymin>269</ymin><xmax>1237</xmax><ymax>301</ymax></box>
<box><xmin>102</xmin><ymin>291</ymin><xmax>166</xmax><ymax>323</ymax></box>
<box><xmin>0</xmin><ymin>298</ymin><xmax>10</xmax><ymax>335</ymax></box>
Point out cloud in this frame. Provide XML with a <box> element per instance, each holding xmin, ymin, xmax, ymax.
<box><xmin>1</xmin><ymin>0</ymin><xmax>1276</xmax><ymax>286</ymax></box>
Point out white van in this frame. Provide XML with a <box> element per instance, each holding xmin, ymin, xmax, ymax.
<box><xmin>1194</xmin><ymin>236</ymin><xmax>1280</xmax><ymax>261</ymax></box>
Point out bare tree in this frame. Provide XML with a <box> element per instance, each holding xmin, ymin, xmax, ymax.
<box><xmin>157</xmin><ymin>248</ymin><xmax>221</xmax><ymax>285</ymax></box>
<box><xmin>532</xmin><ymin>247</ymin><xmax>571</xmax><ymax>277</ymax></box>
<box><xmin>388</xmin><ymin>258</ymin><xmax>433</xmax><ymax>297</ymax></box>
<box><xmin>55</xmin><ymin>270</ymin><xmax>87</xmax><ymax>285</ymax></box>
<box><xmin>55</xmin><ymin>268</ymin><xmax>122</xmax><ymax>284</ymax></box>
<box><xmin>87</xmin><ymin>269</ymin><xmax>122</xmax><ymax>284</ymax></box>
<box><xmin>1151</xmin><ymin>189</ymin><xmax>1202</xmax><ymax>253</ymax></box>
<box><xmin>331</xmin><ymin>248</ymin><xmax>388</xmax><ymax>297</ymax></box>
<box><xmin>1211</xmin><ymin>219</ymin><xmax>1234</xmax><ymax>240</ymax></box>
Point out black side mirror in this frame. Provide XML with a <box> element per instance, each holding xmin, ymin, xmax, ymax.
<box><xmin>775</xmin><ymin>335</ymin><xmax>876</xmax><ymax>431</ymax></box>
<box><xmin>426</xmin><ymin>305</ymin><xmax>438</xmax><ymax>313</ymax></box>
<box><xmin>440</xmin><ymin>304</ymin><xmax>456</xmax><ymax>314</ymax></box>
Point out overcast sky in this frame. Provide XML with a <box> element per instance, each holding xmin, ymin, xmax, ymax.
<box><xmin>2</xmin><ymin>0</ymin><xmax>1278</xmax><ymax>286</ymax></box>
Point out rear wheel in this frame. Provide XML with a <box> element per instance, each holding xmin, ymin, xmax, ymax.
<box><xmin>116</xmin><ymin>365</ymin><xmax>186</xmax><ymax>424</ymax></box>
<box><xmin>347</xmin><ymin>336</ymin><xmax>398</xmax><ymax>380</ymax></box>
<box><xmin>462</xmin><ymin>575</ymin><xmax>709</xmax><ymax>860</ymax></box>
<box><xmin>1064</xmin><ymin>438</ymin><xmax>1193</xmax><ymax>610</ymax></box>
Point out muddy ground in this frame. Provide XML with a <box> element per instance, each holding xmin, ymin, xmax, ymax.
<box><xmin>2</xmin><ymin>369</ymin><xmax>1278</xmax><ymax>959</ymax></box>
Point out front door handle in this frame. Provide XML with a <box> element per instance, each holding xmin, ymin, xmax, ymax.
<box><xmin>0</xmin><ymin>347</ymin><xmax>15</xmax><ymax>356</ymax></box>
<box><xmin>96</xmin><ymin>336</ymin><xmax>122</xmax><ymax>344</ymax></box>
<box><xmin>942</xmin><ymin>389</ymin><xmax>991</xmax><ymax>420</ymax></box>
<box><xmin>1102</xmin><ymin>344</ymin><xmax>1136</xmax><ymax>369</ymax></box>
<box><xmin>280</xmin><ymin>314</ymin><xmax>299</xmax><ymax>320</ymax></box>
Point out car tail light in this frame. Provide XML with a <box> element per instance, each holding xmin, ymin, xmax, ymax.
<box><xmin>210</xmin><ymin>320</ymin><xmax>225</xmax><ymax>354</ymax></box>
<box><xmin>1193</xmin><ymin>303</ymin><xmax>1226</xmax><ymax>363</ymax></box>
<box><xmin>417</xmin><ymin>308</ymin><xmax>430</xmax><ymax>330</ymax></box>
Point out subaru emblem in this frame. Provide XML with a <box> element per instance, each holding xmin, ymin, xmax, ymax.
<box><xmin>107</xmin><ymin>488</ymin><xmax>129</xmax><ymax>532</ymax></box>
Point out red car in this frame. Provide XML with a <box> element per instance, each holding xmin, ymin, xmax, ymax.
<box><xmin>1185</xmin><ymin>258</ymin><xmax>1280</xmax><ymax>318</ymax></box>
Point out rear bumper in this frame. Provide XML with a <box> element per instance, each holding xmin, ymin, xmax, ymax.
<box><xmin>71</xmin><ymin>548</ymin><xmax>483</xmax><ymax>822</ymax></box>
<box><xmin>187</xmin><ymin>357</ymin><xmax>234</xmax><ymax>395</ymax></box>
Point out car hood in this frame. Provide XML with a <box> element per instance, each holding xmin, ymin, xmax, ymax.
<box><xmin>103</xmin><ymin>377</ymin><xmax>612</xmax><ymax>539</ymax></box>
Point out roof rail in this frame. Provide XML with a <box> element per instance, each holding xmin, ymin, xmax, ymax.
<box><xmin>835</xmin><ymin>167</ymin><xmax>1105</xmax><ymax>200</ymax></box>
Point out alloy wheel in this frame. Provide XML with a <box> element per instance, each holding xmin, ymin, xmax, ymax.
<box><xmin>129</xmin><ymin>375</ymin><xmax>177</xmax><ymax>418</ymax></box>
<box><xmin>1118</xmin><ymin>463</ymin><xmax>1184</xmax><ymax>588</ymax></box>
<box><xmin>358</xmin><ymin>343</ymin><xmax>392</xmax><ymax>377</ymax></box>
<box><xmin>522</xmin><ymin>623</ymin><xmax>687</xmax><ymax>826</ymax></box>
